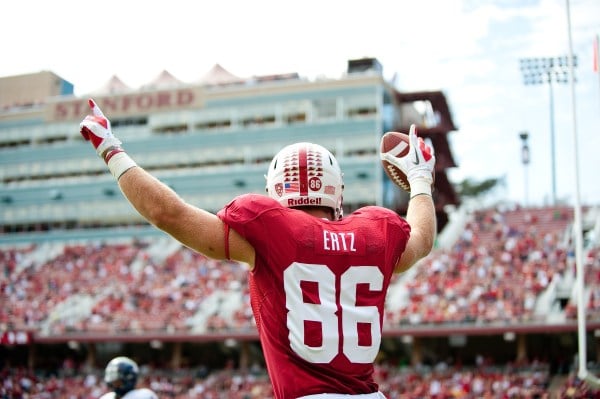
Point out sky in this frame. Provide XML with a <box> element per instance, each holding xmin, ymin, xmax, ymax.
<box><xmin>2</xmin><ymin>0</ymin><xmax>599</xmax><ymax>207</ymax></box>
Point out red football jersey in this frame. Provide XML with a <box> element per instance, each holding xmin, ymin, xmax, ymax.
<box><xmin>217</xmin><ymin>194</ymin><xmax>410</xmax><ymax>399</ymax></box>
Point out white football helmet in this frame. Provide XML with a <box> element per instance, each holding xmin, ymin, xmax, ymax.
<box><xmin>266</xmin><ymin>142</ymin><xmax>344</xmax><ymax>220</ymax></box>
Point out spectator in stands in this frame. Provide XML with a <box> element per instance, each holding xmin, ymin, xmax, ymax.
<box><xmin>80</xmin><ymin>99</ymin><xmax>436</xmax><ymax>399</ymax></box>
<box><xmin>100</xmin><ymin>356</ymin><xmax>158</xmax><ymax>399</ymax></box>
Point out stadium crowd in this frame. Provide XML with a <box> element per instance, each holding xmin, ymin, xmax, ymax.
<box><xmin>5</xmin><ymin>359</ymin><xmax>600</xmax><ymax>398</ymax></box>
<box><xmin>3</xmin><ymin>206</ymin><xmax>593</xmax><ymax>335</ymax></box>
<box><xmin>2</xmin><ymin>204</ymin><xmax>600</xmax><ymax>397</ymax></box>
<box><xmin>388</xmin><ymin>206</ymin><xmax>577</xmax><ymax>326</ymax></box>
<box><xmin>1</xmin><ymin>241</ymin><xmax>253</xmax><ymax>335</ymax></box>
<box><xmin>5</xmin><ymin>359</ymin><xmax>590</xmax><ymax>398</ymax></box>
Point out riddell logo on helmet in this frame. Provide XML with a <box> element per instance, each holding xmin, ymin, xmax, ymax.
<box><xmin>288</xmin><ymin>197</ymin><xmax>322</xmax><ymax>206</ymax></box>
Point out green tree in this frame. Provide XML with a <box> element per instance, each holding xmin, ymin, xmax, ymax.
<box><xmin>455</xmin><ymin>177</ymin><xmax>504</xmax><ymax>198</ymax></box>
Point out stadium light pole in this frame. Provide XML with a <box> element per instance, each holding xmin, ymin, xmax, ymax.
<box><xmin>519</xmin><ymin>55</ymin><xmax>577</xmax><ymax>205</ymax></box>
<box><xmin>519</xmin><ymin>131</ymin><xmax>530</xmax><ymax>207</ymax></box>
<box><xmin>562</xmin><ymin>0</ymin><xmax>591</xmax><ymax>387</ymax></box>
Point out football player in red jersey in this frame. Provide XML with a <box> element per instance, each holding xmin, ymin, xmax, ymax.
<box><xmin>80</xmin><ymin>99</ymin><xmax>436</xmax><ymax>399</ymax></box>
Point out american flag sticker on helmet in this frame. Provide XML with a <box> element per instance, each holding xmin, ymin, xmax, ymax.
<box><xmin>284</xmin><ymin>182</ymin><xmax>300</xmax><ymax>192</ymax></box>
<box><xmin>324</xmin><ymin>185</ymin><xmax>335</xmax><ymax>195</ymax></box>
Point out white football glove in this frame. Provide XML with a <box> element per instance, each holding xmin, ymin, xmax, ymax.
<box><xmin>380</xmin><ymin>124</ymin><xmax>435</xmax><ymax>197</ymax></box>
<box><xmin>80</xmin><ymin>99</ymin><xmax>136</xmax><ymax>179</ymax></box>
<box><xmin>80</xmin><ymin>99</ymin><xmax>123</xmax><ymax>159</ymax></box>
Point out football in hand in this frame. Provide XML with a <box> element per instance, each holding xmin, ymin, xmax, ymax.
<box><xmin>380</xmin><ymin>131</ymin><xmax>411</xmax><ymax>191</ymax></box>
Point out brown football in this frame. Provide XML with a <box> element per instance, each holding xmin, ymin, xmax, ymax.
<box><xmin>380</xmin><ymin>131</ymin><xmax>411</xmax><ymax>191</ymax></box>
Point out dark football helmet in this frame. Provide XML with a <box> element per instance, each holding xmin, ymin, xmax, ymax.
<box><xmin>104</xmin><ymin>356</ymin><xmax>139</xmax><ymax>397</ymax></box>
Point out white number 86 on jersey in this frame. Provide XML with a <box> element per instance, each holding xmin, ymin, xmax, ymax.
<box><xmin>284</xmin><ymin>262</ymin><xmax>383</xmax><ymax>364</ymax></box>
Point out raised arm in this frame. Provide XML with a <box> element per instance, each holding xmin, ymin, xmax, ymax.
<box><xmin>398</xmin><ymin>191</ymin><xmax>436</xmax><ymax>272</ymax></box>
<box><xmin>381</xmin><ymin>124</ymin><xmax>437</xmax><ymax>273</ymax></box>
<box><xmin>79</xmin><ymin>99</ymin><xmax>255</xmax><ymax>264</ymax></box>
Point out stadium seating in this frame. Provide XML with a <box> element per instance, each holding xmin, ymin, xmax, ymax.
<box><xmin>3</xmin><ymin>203</ymin><xmax>598</xmax><ymax>336</ymax></box>
<box><xmin>2</xmin><ymin>203</ymin><xmax>600</xmax><ymax>397</ymax></box>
